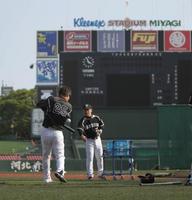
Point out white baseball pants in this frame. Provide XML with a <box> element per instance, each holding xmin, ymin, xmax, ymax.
<box><xmin>86</xmin><ymin>137</ymin><xmax>104</xmax><ymax>177</ymax></box>
<box><xmin>41</xmin><ymin>127</ymin><xmax>65</xmax><ymax>180</ymax></box>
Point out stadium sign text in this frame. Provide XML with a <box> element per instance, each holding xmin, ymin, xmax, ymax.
<box><xmin>108</xmin><ymin>18</ymin><xmax>147</xmax><ymax>29</ymax></box>
<box><xmin>74</xmin><ymin>17</ymin><xmax>105</xmax><ymax>29</ymax></box>
<box><xmin>73</xmin><ymin>18</ymin><xmax>182</xmax><ymax>29</ymax></box>
<box><xmin>149</xmin><ymin>20</ymin><xmax>181</xmax><ymax>27</ymax></box>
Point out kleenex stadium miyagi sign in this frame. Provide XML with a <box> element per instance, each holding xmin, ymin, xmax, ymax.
<box><xmin>73</xmin><ymin>17</ymin><xmax>182</xmax><ymax>29</ymax></box>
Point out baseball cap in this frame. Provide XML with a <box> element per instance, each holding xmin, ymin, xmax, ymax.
<box><xmin>83</xmin><ymin>104</ymin><xmax>92</xmax><ymax>110</ymax></box>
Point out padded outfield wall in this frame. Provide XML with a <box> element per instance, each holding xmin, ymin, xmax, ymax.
<box><xmin>157</xmin><ymin>105</ymin><xmax>192</xmax><ymax>169</ymax></box>
<box><xmin>72</xmin><ymin>105</ymin><xmax>192</xmax><ymax>169</ymax></box>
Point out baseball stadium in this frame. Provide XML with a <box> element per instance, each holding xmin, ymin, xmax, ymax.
<box><xmin>1</xmin><ymin>4</ymin><xmax>192</xmax><ymax>200</ymax></box>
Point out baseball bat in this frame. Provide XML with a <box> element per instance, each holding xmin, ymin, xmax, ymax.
<box><xmin>63</xmin><ymin>124</ymin><xmax>75</xmax><ymax>134</ymax></box>
<box><xmin>140</xmin><ymin>181</ymin><xmax>182</xmax><ymax>186</ymax></box>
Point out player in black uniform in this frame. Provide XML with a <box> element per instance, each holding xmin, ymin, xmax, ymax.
<box><xmin>37</xmin><ymin>86</ymin><xmax>72</xmax><ymax>183</ymax></box>
<box><xmin>77</xmin><ymin>104</ymin><xmax>106</xmax><ymax>180</ymax></box>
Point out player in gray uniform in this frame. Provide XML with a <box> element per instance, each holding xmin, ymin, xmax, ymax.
<box><xmin>77</xmin><ymin>104</ymin><xmax>106</xmax><ymax>180</ymax></box>
<box><xmin>37</xmin><ymin>86</ymin><xmax>72</xmax><ymax>183</ymax></box>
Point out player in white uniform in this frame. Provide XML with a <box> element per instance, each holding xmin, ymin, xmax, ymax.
<box><xmin>77</xmin><ymin>104</ymin><xmax>106</xmax><ymax>180</ymax></box>
<box><xmin>37</xmin><ymin>86</ymin><xmax>72</xmax><ymax>183</ymax></box>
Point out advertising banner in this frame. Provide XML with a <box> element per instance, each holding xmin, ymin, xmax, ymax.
<box><xmin>97</xmin><ymin>31</ymin><xmax>125</xmax><ymax>52</ymax></box>
<box><xmin>64</xmin><ymin>31</ymin><xmax>91</xmax><ymax>52</ymax></box>
<box><xmin>36</xmin><ymin>59</ymin><xmax>58</xmax><ymax>85</ymax></box>
<box><xmin>164</xmin><ymin>31</ymin><xmax>191</xmax><ymax>52</ymax></box>
<box><xmin>37</xmin><ymin>86</ymin><xmax>58</xmax><ymax>101</ymax></box>
<box><xmin>131</xmin><ymin>31</ymin><xmax>158</xmax><ymax>51</ymax></box>
<box><xmin>31</xmin><ymin>108</ymin><xmax>44</xmax><ymax>137</ymax></box>
<box><xmin>37</xmin><ymin>31</ymin><xmax>58</xmax><ymax>57</ymax></box>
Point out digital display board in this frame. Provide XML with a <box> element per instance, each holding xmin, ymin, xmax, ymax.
<box><xmin>34</xmin><ymin>30</ymin><xmax>192</xmax><ymax>109</ymax></box>
<box><xmin>59</xmin><ymin>52</ymin><xmax>192</xmax><ymax>108</ymax></box>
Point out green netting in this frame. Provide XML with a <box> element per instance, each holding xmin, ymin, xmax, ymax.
<box><xmin>158</xmin><ymin>105</ymin><xmax>192</xmax><ymax>169</ymax></box>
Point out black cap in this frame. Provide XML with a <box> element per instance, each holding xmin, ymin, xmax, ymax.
<box><xmin>83</xmin><ymin>104</ymin><xmax>92</xmax><ymax>110</ymax></box>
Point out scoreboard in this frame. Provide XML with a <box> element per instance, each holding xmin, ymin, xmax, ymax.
<box><xmin>59</xmin><ymin>52</ymin><xmax>192</xmax><ymax>108</ymax></box>
<box><xmin>36</xmin><ymin>30</ymin><xmax>192</xmax><ymax>108</ymax></box>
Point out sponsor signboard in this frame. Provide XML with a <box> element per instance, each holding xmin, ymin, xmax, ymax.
<box><xmin>64</xmin><ymin>31</ymin><xmax>91</xmax><ymax>52</ymax></box>
<box><xmin>97</xmin><ymin>31</ymin><xmax>125</xmax><ymax>52</ymax></box>
<box><xmin>131</xmin><ymin>31</ymin><xmax>158</xmax><ymax>51</ymax></box>
<box><xmin>36</xmin><ymin>86</ymin><xmax>58</xmax><ymax>102</ymax></box>
<box><xmin>74</xmin><ymin>17</ymin><xmax>105</xmax><ymax>29</ymax></box>
<box><xmin>36</xmin><ymin>59</ymin><xmax>59</xmax><ymax>85</ymax></box>
<box><xmin>37</xmin><ymin>31</ymin><xmax>58</xmax><ymax>57</ymax></box>
<box><xmin>164</xmin><ymin>31</ymin><xmax>191</xmax><ymax>52</ymax></box>
<box><xmin>31</xmin><ymin>108</ymin><xmax>44</xmax><ymax>137</ymax></box>
<box><xmin>11</xmin><ymin>160</ymin><xmax>42</xmax><ymax>172</ymax></box>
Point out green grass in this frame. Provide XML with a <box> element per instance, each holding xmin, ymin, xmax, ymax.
<box><xmin>0</xmin><ymin>141</ymin><xmax>31</xmax><ymax>154</ymax></box>
<box><xmin>0</xmin><ymin>177</ymin><xmax>192</xmax><ymax>200</ymax></box>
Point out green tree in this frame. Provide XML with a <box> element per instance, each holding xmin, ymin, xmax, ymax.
<box><xmin>0</xmin><ymin>89</ymin><xmax>35</xmax><ymax>139</ymax></box>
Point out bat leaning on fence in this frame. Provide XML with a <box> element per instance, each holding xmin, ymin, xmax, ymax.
<box><xmin>63</xmin><ymin>124</ymin><xmax>75</xmax><ymax>134</ymax></box>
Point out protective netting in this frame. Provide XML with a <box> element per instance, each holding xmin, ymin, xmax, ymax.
<box><xmin>158</xmin><ymin>105</ymin><xmax>192</xmax><ymax>169</ymax></box>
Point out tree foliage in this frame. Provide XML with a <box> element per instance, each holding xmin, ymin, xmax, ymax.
<box><xmin>0</xmin><ymin>89</ymin><xmax>35</xmax><ymax>139</ymax></box>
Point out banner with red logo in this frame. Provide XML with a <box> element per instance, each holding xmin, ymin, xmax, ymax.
<box><xmin>64</xmin><ymin>31</ymin><xmax>92</xmax><ymax>52</ymax></box>
<box><xmin>164</xmin><ymin>31</ymin><xmax>191</xmax><ymax>52</ymax></box>
<box><xmin>131</xmin><ymin>31</ymin><xmax>158</xmax><ymax>51</ymax></box>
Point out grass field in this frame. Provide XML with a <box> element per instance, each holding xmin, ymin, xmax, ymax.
<box><xmin>0</xmin><ymin>139</ymin><xmax>192</xmax><ymax>200</ymax></box>
<box><xmin>0</xmin><ymin>174</ymin><xmax>192</xmax><ymax>200</ymax></box>
<box><xmin>0</xmin><ymin>141</ymin><xmax>31</xmax><ymax>154</ymax></box>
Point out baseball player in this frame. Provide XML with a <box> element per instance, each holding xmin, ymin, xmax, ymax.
<box><xmin>77</xmin><ymin>104</ymin><xmax>106</xmax><ymax>180</ymax></box>
<box><xmin>36</xmin><ymin>86</ymin><xmax>72</xmax><ymax>183</ymax></box>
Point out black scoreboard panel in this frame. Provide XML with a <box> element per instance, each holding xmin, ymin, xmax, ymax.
<box><xmin>107</xmin><ymin>74</ymin><xmax>151</xmax><ymax>106</ymax></box>
<box><xmin>60</xmin><ymin>52</ymin><xmax>192</xmax><ymax>108</ymax></box>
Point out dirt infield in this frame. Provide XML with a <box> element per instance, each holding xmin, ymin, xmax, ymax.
<box><xmin>0</xmin><ymin>172</ymin><xmax>138</xmax><ymax>181</ymax></box>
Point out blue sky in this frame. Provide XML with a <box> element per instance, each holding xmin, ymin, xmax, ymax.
<box><xmin>0</xmin><ymin>0</ymin><xmax>192</xmax><ymax>91</ymax></box>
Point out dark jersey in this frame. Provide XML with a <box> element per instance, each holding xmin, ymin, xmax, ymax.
<box><xmin>36</xmin><ymin>96</ymin><xmax>72</xmax><ymax>130</ymax></box>
<box><xmin>77</xmin><ymin>115</ymin><xmax>104</xmax><ymax>139</ymax></box>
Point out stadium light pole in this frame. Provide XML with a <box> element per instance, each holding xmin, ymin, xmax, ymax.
<box><xmin>125</xmin><ymin>0</ymin><xmax>129</xmax><ymax>18</ymax></box>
